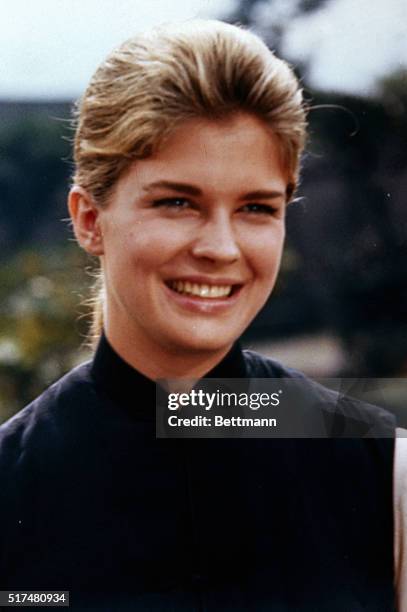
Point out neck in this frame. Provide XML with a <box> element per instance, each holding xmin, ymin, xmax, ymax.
<box><xmin>104</xmin><ymin>325</ymin><xmax>233</xmax><ymax>382</ymax></box>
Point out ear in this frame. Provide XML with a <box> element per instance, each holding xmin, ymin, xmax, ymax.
<box><xmin>68</xmin><ymin>186</ymin><xmax>104</xmax><ymax>256</ymax></box>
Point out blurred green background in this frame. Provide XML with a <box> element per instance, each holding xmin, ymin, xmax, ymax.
<box><xmin>1</xmin><ymin>0</ymin><xmax>406</xmax><ymax>423</ymax></box>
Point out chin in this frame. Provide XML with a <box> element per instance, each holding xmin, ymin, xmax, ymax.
<box><xmin>166</xmin><ymin>329</ymin><xmax>239</xmax><ymax>355</ymax></box>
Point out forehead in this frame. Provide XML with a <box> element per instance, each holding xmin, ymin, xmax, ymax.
<box><xmin>125</xmin><ymin>112</ymin><xmax>287</xmax><ymax>192</ymax></box>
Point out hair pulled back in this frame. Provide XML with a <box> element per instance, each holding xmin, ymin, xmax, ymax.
<box><xmin>72</xmin><ymin>19</ymin><xmax>308</xmax><ymax>345</ymax></box>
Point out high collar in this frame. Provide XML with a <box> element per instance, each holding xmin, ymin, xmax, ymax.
<box><xmin>90</xmin><ymin>332</ymin><xmax>248</xmax><ymax>417</ymax></box>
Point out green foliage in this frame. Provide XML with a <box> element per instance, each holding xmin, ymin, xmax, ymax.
<box><xmin>0</xmin><ymin>245</ymin><xmax>94</xmax><ymax>421</ymax></box>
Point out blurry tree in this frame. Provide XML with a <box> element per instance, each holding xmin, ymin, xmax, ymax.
<box><xmin>333</xmin><ymin>71</ymin><xmax>407</xmax><ymax>375</ymax></box>
<box><xmin>0</xmin><ymin>246</ymin><xmax>94</xmax><ymax>421</ymax></box>
<box><xmin>0</xmin><ymin>103</ymin><xmax>71</xmax><ymax>253</ymax></box>
<box><xmin>299</xmin><ymin>87</ymin><xmax>407</xmax><ymax>375</ymax></box>
<box><xmin>225</xmin><ymin>0</ymin><xmax>407</xmax><ymax>376</ymax></box>
<box><xmin>225</xmin><ymin>0</ymin><xmax>333</xmax><ymax>55</ymax></box>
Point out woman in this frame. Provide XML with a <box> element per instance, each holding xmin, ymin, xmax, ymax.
<box><xmin>0</xmin><ymin>19</ymin><xmax>405</xmax><ymax>611</ymax></box>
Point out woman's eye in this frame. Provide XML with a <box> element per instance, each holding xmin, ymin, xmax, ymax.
<box><xmin>241</xmin><ymin>203</ymin><xmax>279</xmax><ymax>215</ymax></box>
<box><xmin>152</xmin><ymin>197</ymin><xmax>191</xmax><ymax>209</ymax></box>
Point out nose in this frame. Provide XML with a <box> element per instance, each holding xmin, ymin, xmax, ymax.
<box><xmin>190</xmin><ymin>213</ymin><xmax>240</xmax><ymax>264</ymax></box>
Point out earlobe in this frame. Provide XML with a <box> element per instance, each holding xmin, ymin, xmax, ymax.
<box><xmin>68</xmin><ymin>186</ymin><xmax>104</xmax><ymax>256</ymax></box>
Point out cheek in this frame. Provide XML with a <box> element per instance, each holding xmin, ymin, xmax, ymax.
<box><xmin>131</xmin><ymin>221</ymin><xmax>191</xmax><ymax>257</ymax></box>
<box><xmin>120</xmin><ymin>230</ymin><xmax>183</xmax><ymax>280</ymax></box>
<box><xmin>247</xmin><ymin>230</ymin><xmax>285</xmax><ymax>280</ymax></box>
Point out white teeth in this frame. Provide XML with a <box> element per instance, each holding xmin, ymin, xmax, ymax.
<box><xmin>170</xmin><ymin>281</ymin><xmax>233</xmax><ymax>298</ymax></box>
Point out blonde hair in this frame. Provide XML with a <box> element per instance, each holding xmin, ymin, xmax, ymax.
<box><xmin>72</xmin><ymin>19</ymin><xmax>308</xmax><ymax>346</ymax></box>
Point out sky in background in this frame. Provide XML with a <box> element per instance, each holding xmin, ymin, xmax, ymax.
<box><xmin>283</xmin><ymin>0</ymin><xmax>407</xmax><ymax>95</ymax></box>
<box><xmin>0</xmin><ymin>0</ymin><xmax>406</xmax><ymax>100</ymax></box>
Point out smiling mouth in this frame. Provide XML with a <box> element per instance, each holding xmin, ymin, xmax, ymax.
<box><xmin>166</xmin><ymin>280</ymin><xmax>240</xmax><ymax>299</ymax></box>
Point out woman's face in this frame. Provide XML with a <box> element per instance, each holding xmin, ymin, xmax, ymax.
<box><xmin>98</xmin><ymin>113</ymin><xmax>288</xmax><ymax>361</ymax></box>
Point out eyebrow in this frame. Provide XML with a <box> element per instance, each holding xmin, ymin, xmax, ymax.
<box><xmin>239</xmin><ymin>189</ymin><xmax>285</xmax><ymax>201</ymax></box>
<box><xmin>142</xmin><ymin>180</ymin><xmax>202</xmax><ymax>196</ymax></box>
<box><xmin>142</xmin><ymin>180</ymin><xmax>285</xmax><ymax>200</ymax></box>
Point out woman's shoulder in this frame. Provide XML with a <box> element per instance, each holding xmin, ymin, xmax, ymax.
<box><xmin>0</xmin><ymin>360</ymin><xmax>95</xmax><ymax>467</ymax></box>
<box><xmin>241</xmin><ymin>348</ymin><xmax>396</xmax><ymax>437</ymax></box>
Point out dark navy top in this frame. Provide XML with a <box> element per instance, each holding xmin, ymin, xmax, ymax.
<box><xmin>0</xmin><ymin>334</ymin><xmax>396</xmax><ymax>611</ymax></box>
